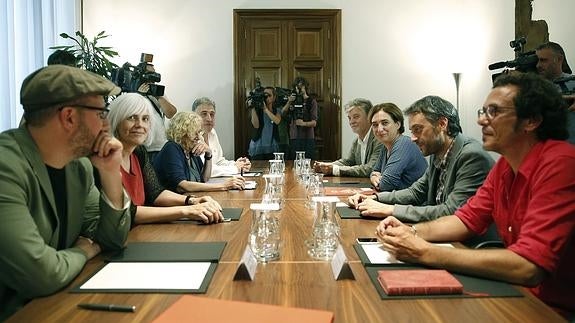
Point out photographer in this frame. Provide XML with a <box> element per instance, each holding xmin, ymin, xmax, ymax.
<box><xmin>282</xmin><ymin>76</ymin><xmax>318</xmax><ymax>159</ymax></box>
<box><xmin>536</xmin><ymin>42</ymin><xmax>575</xmax><ymax>144</ymax></box>
<box><xmin>247</xmin><ymin>86</ymin><xmax>282</xmax><ymax>160</ymax></box>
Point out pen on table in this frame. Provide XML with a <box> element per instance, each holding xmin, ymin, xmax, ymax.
<box><xmin>77</xmin><ymin>303</ymin><xmax>136</xmax><ymax>313</ymax></box>
<box><xmin>339</xmin><ymin>181</ymin><xmax>360</xmax><ymax>184</ymax></box>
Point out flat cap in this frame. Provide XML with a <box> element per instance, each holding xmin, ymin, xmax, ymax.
<box><xmin>20</xmin><ymin>65</ymin><xmax>120</xmax><ymax>111</ymax></box>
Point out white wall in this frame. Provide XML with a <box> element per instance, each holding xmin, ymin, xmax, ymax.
<box><xmin>82</xmin><ymin>0</ymin><xmax>573</xmax><ymax>159</ymax></box>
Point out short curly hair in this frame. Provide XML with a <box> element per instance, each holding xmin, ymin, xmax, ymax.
<box><xmin>166</xmin><ymin>111</ymin><xmax>203</xmax><ymax>151</ymax></box>
<box><xmin>492</xmin><ymin>72</ymin><xmax>568</xmax><ymax>140</ymax></box>
<box><xmin>344</xmin><ymin>98</ymin><xmax>372</xmax><ymax>115</ymax></box>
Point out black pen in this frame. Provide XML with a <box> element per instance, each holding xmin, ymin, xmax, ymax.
<box><xmin>77</xmin><ymin>303</ymin><xmax>136</xmax><ymax>313</ymax></box>
<box><xmin>340</xmin><ymin>181</ymin><xmax>360</xmax><ymax>184</ymax></box>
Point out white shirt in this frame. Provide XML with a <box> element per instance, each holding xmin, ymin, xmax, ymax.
<box><xmin>333</xmin><ymin>128</ymin><xmax>371</xmax><ymax>176</ymax></box>
<box><xmin>201</xmin><ymin>128</ymin><xmax>239</xmax><ymax>177</ymax></box>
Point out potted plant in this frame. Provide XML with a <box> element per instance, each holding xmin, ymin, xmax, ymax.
<box><xmin>50</xmin><ymin>30</ymin><xmax>119</xmax><ymax>79</ymax></box>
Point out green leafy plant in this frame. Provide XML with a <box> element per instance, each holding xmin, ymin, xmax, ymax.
<box><xmin>50</xmin><ymin>31</ymin><xmax>119</xmax><ymax>79</ymax></box>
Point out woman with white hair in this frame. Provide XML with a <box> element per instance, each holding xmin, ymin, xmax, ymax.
<box><xmin>107</xmin><ymin>93</ymin><xmax>223</xmax><ymax>224</ymax></box>
<box><xmin>153</xmin><ymin>111</ymin><xmax>246</xmax><ymax>192</ymax></box>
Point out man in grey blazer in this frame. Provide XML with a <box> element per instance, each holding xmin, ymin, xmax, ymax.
<box><xmin>0</xmin><ymin>65</ymin><xmax>131</xmax><ymax>320</ymax></box>
<box><xmin>314</xmin><ymin>98</ymin><xmax>383</xmax><ymax>177</ymax></box>
<box><xmin>349</xmin><ymin>95</ymin><xmax>494</xmax><ymax>223</ymax></box>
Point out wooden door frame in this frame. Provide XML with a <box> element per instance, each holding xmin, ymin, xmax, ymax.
<box><xmin>233</xmin><ymin>9</ymin><xmax>342</xmax><ymax>160</ymax></box>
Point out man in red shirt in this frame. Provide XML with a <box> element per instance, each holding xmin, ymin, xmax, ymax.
<box><xmin>375</xmin><ymin>72</ymin><xmax>575</xmax><ymax>318</ymax></box>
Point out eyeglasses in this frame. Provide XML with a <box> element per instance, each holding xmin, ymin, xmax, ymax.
<box><xmin>61</xmin><ymin>104</ymin><xmax>110</xmax><ymax>120</ymax></box>
<box><xmin>477</xmin><ymin>106</ymin><xmax>515</xmax><ymax>120</ymax></box>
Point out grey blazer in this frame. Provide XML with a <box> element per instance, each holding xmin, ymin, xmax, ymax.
<box><xmin>375</xmin><ymin>134</ymin><xmax>494</xmax><ymax>222</ymax></box>
<box><xmin>333</xmin><ymin>130</ymin><xmax>383</xmax><ymax>177</ymax></box>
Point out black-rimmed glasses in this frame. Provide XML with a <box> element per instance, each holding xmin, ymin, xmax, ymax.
<box><xmin>60</xmin><ymin>105</ymin><xmax>110</xmax><ymax>120</ymax></box>
<box><xmin>477</xmin><ymin>106</ymin><xmax>515</xmax><ymax>120</ymax></box>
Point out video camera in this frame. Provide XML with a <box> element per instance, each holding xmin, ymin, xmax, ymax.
<box><xmin>246</xmin><ymin>78</ymin><xmax>293</xmax><ymax>111</ymax></box>
<box><xmin>246</xmin><ymin>78</ymin><xmax>266</xmax><ymax>110</ymax></box>
<box><xmin>488</xmin><ymin>37</ymin><xmax>538</xmax><ymax>80</ymax></box>
<box><xmin>288</xmin><ymin>86</ymin><xmax>306</xmax><ymax>120</ymax></box>
<box><xmin>111</xmin><ymin>53</ymin><xmax>165</xmax><ymax>96</ymax></box>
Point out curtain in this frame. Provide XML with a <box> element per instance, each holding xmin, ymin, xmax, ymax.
<box><xmin>0</xmin><ymin>0</ymin><xmax>80</xmax><ymax>131</ymax></box>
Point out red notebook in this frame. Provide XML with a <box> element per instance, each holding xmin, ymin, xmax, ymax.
<box><xmin>377</xmin><ymin>269</ymin><xmax>463</xmax><ymax>296</ymax></box>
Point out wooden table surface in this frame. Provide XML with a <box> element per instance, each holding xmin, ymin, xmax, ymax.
<box><xmin>7</xmin><ymin>164</ymin><xmax>566</xmax><ymax>323</ymax></box>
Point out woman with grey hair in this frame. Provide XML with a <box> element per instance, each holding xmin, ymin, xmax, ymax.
<box><xmin>107</xmin><ymin>93</ymin><xmax>223</xmax><ymax>224</ymax></box>
<box><xmin>153</xmin><ymin>111</ymin><xmax>246</xmax><ymax>192</ymax></box>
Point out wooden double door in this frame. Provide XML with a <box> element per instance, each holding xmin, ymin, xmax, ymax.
<box><xmin>233</xmin><ymin>9</ymin><xmax>342</xmax><ymax>160</ymax></box>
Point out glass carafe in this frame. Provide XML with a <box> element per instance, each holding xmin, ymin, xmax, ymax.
<box><xmin>262</xmin><ymin>174</ymin><xmax>284</xmax><ymax>208</ymax></box>
<box><xmin>307</xmin><ymin>196</ymin><xmax>340</xmax><ymax>260</ymax></box>
<box><xmin>249</xmin><ymin>203</ymin><xmax>281</xmax><ymax>263</ymax></box>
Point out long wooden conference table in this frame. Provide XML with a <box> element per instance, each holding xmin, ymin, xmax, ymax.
<box><xmin>8</xmin><ymin>163</ymin><xmax>566</xmax><ymax>322</ymax></box>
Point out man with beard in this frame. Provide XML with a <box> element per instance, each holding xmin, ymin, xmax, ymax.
<box><xmin>535</xmin><ymin>41</ymin><xmax>575</xmax><ymax>144</ymax></box>
<box><xmin>349</xmin><ymin>96</ymin><xmax>494</xmax><ymax>223</ymax></box>
<box><xmin>375</xmin><ymin>73</ymin><xmax>575</xmax><ymax>319</ymax></box>
<box><xmin>0</xmin><ymin>65</ymin><xmax>131</xmax><ymax>320</ymax></box>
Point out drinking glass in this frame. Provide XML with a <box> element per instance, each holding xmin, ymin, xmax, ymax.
<box><xmin>294</xmin><ymin>151</ymin><xmax>306</xmax><ymax>177</ymax></box>
<box><xmin>306</xmin><ymin>173</ymin><xmax>325</xmax><ymax>209</ymax></box>
<box><xmin>273</xmin><ymin>152</ymin><xmax>285</xmax><ymax>173</ymax></box>
<box><xmin>269</xmin><ymin>159</ymin><xmax>283</xmax><ymax>175</ymax></box>
<box><xmin>299</xmin><ymin>158</ymin><xmax>312</xmax><ymax>184</ymax></box>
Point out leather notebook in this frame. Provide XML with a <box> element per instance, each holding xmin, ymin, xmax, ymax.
<box><xmin>377</xmin><ymin>269</ymin><xmax>463</xmax><ymax>296</ymax></box>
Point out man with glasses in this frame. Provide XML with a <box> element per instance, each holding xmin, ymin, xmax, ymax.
<box><xmin>374</xmin><ymin>73</ymin><xmax>575</xmax><ymax>320</ymax></box>
<box><xmin>0</xmin><ymin>65</ymin><xmax>131</xmax><ymax>320</ymax></box>
<box><xmin>349</xmin><ymin>95</ymin><xmax>494</xmax><ymax>223</ymax></box>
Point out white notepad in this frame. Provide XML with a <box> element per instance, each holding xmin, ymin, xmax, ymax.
<box><xmin>361</xmin><ymin>243</ymin><xmax>453</xmax><ymax>264</ymax></box>
<box><xmin>80</xmin><ymin>262</ymin><xmax>211</xmax><ymax>290</ymax></box>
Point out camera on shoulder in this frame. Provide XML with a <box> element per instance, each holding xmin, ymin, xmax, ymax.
<box><xmin>488</xmin><ymin>37</ymin><xmax>538</xmax><ymax>82</ymax></box>
<box><xmin>111</xmin><ymin>53</ymin><xmax>166</xmax><ymax>97</ymax></box>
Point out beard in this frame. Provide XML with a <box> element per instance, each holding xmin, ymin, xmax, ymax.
<box><xmin>70</xmin><ymin>118</ymin><xmax>97</xmax><ymax>158</ymax></box>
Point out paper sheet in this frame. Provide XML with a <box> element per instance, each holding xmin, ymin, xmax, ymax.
<box><xmin>80</xmin><ymin>262</ymin><xmax>212</xmax><ymax>290</ymax></box>
<box><xmin>362</xmin><ymin>243</ymin><xmax>453</xmax><ymax>264</ymax></box>
<box><xmin>244</xmin><ymin>180</ymin><xmax>257</xmax><ymax>189</ymax></box>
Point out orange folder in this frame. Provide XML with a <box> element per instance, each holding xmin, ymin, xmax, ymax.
<box><xmin>153</xmin><ymin>295</ymin><xmax>334</xmax><ymax>323</ymax></box>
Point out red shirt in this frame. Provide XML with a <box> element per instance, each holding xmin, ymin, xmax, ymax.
<box><xmin>456</xmin><ymin>140</ymin><xmax>575</xmax><ymax>314</ymax></box>
<box><xmin>120</xmin><ymin>153</ymin><xmax>145</xmax><ymax>206</ymax></box>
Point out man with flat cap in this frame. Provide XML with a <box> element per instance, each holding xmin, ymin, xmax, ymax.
<box><xmin>0</xmin><ymin>65</ymin><xmax>131</xmax><ymax>320</ymax></box>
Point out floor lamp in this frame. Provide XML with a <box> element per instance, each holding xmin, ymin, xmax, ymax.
<box><xmin>453</xmin><ymin>72</ymin><xmax>461</xmax><ymax>111</ymax></box>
